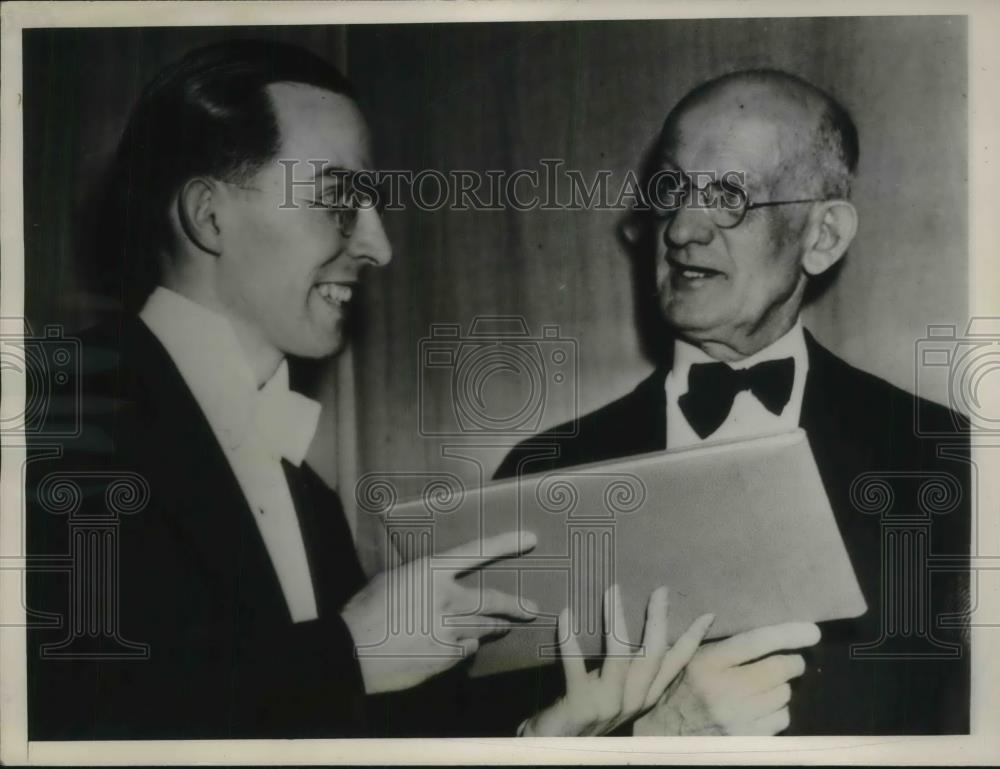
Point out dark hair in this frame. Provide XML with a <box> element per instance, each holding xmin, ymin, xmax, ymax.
<box><xmin>98</xmin><ymin>39</ymin><xmax>356</xmax><ymax>310</ymax></box>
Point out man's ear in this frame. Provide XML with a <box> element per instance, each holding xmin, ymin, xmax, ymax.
<box><xmin>176</xmin><ymin>178</ymin><xmax>223</xmax><ymax>256</ymax></box>
<box><xmin>801</xmin><ymin>200</ymin><xmax>857</xmax><ymax>276</ymax></box>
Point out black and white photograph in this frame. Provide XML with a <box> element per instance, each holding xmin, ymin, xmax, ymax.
<box><xmin>1</xmin><ymin>0</ymin><xmax>998</xmax><ymax>764</ymax></box>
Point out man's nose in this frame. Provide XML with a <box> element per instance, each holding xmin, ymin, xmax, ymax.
<box><xmin>664</xmin><ymin>195</ymin><xmax>715</xmax><ymax>249</ymax></box>
<box><xmin>347</xmin><ymin>206</ymin><xmax>393</xmax><ymax>267</ymax></box>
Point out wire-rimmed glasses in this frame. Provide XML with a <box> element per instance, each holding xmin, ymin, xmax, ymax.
<box><xmin>647</xmin><ymin>169</ymin><xmax>830</xmax><ymax>229</ymax></box>
<box><xmin>223</xmin><ymin>171</ymin><xmax>385</xmax><ymax>238</ymax></box>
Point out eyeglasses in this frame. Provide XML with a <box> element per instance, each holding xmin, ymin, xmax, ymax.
<box><xmin>646</xmin><ymin>170</ymin><xmax>829</xmax><ymax>230</ymax></box>
<box><xmin>223</xmin><ymin>173</ymin><xmax>385</xmax><ymax>239</ymax></box>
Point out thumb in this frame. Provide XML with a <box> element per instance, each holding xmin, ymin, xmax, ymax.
<box><xmin>645</xmin><ymin>613</ymin><xmax>714</xmax><ymax>706</ymax></box>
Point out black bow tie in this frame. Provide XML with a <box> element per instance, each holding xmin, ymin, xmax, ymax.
<box><xmin>678</xmin><ymin>358</ymin><xmax>795</xmax><ymax>439</ymax></box>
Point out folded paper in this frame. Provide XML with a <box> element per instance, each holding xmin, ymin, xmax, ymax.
<box><xmin>381</xmin><ymin>429</ymin><xmax>866</xmax><ymax>677</ymax></box>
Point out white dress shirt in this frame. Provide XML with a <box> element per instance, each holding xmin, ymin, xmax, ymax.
<box><xmin>665</xmin><ymin>320</ymin><xmax>809</xmax><ymax>450</ymax></box>
<box><xmin>140</xmin><ymin>287</ymin><xmax>323</xmax><ymax>623</ymax></box>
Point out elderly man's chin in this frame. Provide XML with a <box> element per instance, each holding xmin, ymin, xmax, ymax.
<box><xmin>658</xmin><ymin>282</ymin><xmax>732</xmax><ymax>333</ymax></box>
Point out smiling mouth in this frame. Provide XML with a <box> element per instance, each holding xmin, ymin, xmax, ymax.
<box><xmin>670</xmin><ymin>262</ymin><xmax>725</xmax><ymax>281</ymax></box>
<box><xmin>315</xmin><ymin>282</ymin><xmax>354</xmax><ymax>306</ymax></box>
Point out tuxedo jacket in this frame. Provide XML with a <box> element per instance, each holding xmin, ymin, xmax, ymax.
<box><xmin>25</xmin><ymin>315</ymin><xmax>417</xmax><ymax>739</ymax></box>
<box><xmin>493</xmin><ymin>330</ymin><xmax>971</xmax><ymax>735</ymax></box>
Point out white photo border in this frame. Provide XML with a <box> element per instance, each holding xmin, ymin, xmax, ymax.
<box><xmin>2</xmin><ymin>1</ymin><xmax>998</xmax><ymax>765</ymax></box>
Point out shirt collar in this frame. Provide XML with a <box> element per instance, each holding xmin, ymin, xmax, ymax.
<box><xmin>139</xmin><ymin>287</ymin><xmax>321</xmax><ymax>464</ymax></box>
<box><xmin>670</xmin><ymin>319</ymin><xmax>808</xmax><ymax>394</ymax></box>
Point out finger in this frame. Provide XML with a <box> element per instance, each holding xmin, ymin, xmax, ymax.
<box><xmin>437</xmin><ymin>531</ymin><xmax>538</xmax><ymax>574</ymax></box>
<box><xmin>622</xmin><ymin>587</ymin><xmax>669</xmax><ymax>711</ymax></box>
<box><xmin>641</xmin><ymin>586</ymin><xmax>670</xmax><ymax>659</ymax></box>
<box><xmin>739</xmin><ymin>706</ymin><xmax>791</xmax><ymax>736</ymax></box>
<box><xmin>450</xmin><ymin>586</ymin><xmax>538</xmax><ymax>620</ymax></box>
<box><xmin>601</xmin><ymin>585</ymin><xmax>631</xmax><ymax>687</ymax></box>
<box><xmin>714</xmin><ymin>681</ymin><xmax>793</xmax><ymax>725</ymax></box>
<box><xmin>646</xmin><ymin>612</ymin><xmax>715</xmax><ymax>706</ymax></box>
<box><xmin>450</xmin><ymin>615</ymin><xmax>513</xmax><ymax>640</ymax></box>
<box><xmin>735</xmin><ymin>653</ymin><xmax>807</xmax><ymax>694</ymax></box>
<box><xmin>559</xmin><ymin>607</ymin><xmax>588</xmax><ymax>694</ymax></box>
<box><xmin>459</xmin><ymin>637</ymin><xmax>480</xmax><ymax>658</ymax></box>
<box><xmin>702</xmin><ymin>622</ymin><xmax>820</xmax><ymax>668</ymax></box>
<box><xmin>747</xmin><ymin>683</ymin><xmax>793</xmax><ymax>718</ymax></box>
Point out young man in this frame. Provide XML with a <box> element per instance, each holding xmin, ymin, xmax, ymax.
<box><xmin>26</xmin><ymin>39</ymin><xmax>709</xmax><ymax>740</ymax></box>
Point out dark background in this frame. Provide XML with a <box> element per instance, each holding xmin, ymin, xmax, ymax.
<box><xmin>23</xmin><ymin>18</ymin><xmax>968</xmax><ymax>568</ymax></box>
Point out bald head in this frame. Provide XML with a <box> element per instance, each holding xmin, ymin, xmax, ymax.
<box><xmin>660</xmin><ymin>69</ymin><xmax>858</xmax><ymax>200</ymax></box>
<box><xmin>648</xmin><ymin>69</ymin><xmax>860</xmax><ymax>360</ymax></box>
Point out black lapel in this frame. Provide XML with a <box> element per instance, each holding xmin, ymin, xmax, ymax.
<box><xmin>797</xmin><ymin>329</ymin><xmax>875</xmax><ymax>549</ymax></box>
<box><xmin>800</xmin><ymin>329</ymin><xmax>833</xmax><ymax>434</ymax></box>
<box><xmin>116</xmin><ymin>316</ymin><xmax>292</xmax><ymax>611</ymax></box>
<box><xmin>633</xmin><ymin>365</ymin><xmax>670</xmax><ymax>453</ymax></box>
<box><xmin>283</xmin><ymin>461</ymin><xmax>367</xmax><ymax>613</ymax></box>
<box><xmin>120</xmin><ymin>316</ymin><xmax>373</xmax><ymax>619</ymax></box>
<box><xmin>799</xmin><ymin>329</ymin><xmax>860</xmax><ymax>452</ymax></box>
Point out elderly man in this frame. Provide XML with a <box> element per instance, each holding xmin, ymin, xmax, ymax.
<box><xmin>497</xmin><ymin>69</ymin><xmax>970</xmax><ymax>735</ymax></box>
<box><xmin>26</xmin><ymin>39</ymin><xmax>714</xmax><ymax>741</ymax></box>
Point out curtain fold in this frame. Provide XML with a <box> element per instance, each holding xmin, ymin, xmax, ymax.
<box><xmin>24</xmin><ymin>19</ymin><xmax>968</xmax><ymax>577</ymax></box>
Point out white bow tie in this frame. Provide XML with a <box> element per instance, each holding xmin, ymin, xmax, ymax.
<box><xmin>252</xmin><ymin>378</ymin><xmax>322</xmax><ymax>466</ymax></box>
<box><xmin>217</xmin><ymin>363</ymin><xmax>321</xmax><ymax>466</ymax></box>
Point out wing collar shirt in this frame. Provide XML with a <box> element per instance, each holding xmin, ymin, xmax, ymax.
<box><xmin>665</xmin><ymin>319</ymin><xmax>809</xmax><ymax>450</ymax></box>
<box><xmin>140</xmin><ymin>287</ymin><xmax>323</xmax><ymax>623</ymax></box>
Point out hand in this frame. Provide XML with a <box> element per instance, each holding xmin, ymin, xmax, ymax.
<box><xmin>341</xmin><ymin>531</ymin><xmax>538</xmax><ymax>694</ymax></box>
<box><xmin>520</xmin><ymin>585</ymin><xmax>715</xmax><ymax>737</ymax></box>
<box><xmin>634</xmin><ymin>621</ymin><xmax>821</xmax><ymax>736</ymax></box>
